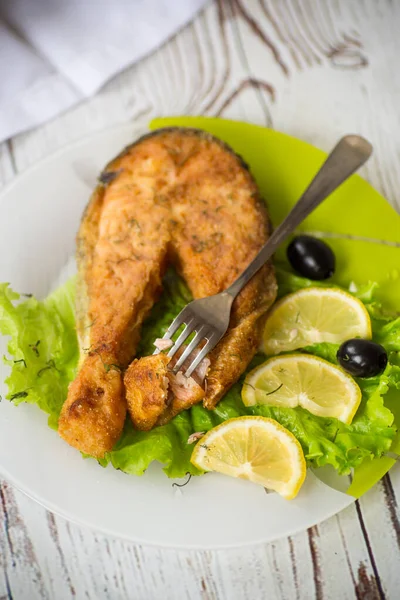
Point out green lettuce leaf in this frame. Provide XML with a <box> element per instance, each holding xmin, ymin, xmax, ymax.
<box><xmin>275</xmin><ymin>263</ymin><xmax>381</xmax><ymax>303</ymax></box>
<box><xmin>0</xmin><ymin>279</ymin><xmax>78</xmax><ymax>428</ymax></box>
<box><xmin>184</xmin><ymin>356</ymin><xmax>396</xmax><ymax>476</ymax></box>
<box><xmin>109</xmin><ymin>411</ymin><xmax>202</xmax><ymax>477</ymax></box>
<box><xmin>0</xmin><ymin>266</ymin><xmax>398</xmax><ymax>479</ymax></box>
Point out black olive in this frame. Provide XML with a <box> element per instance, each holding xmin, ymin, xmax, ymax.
<box><xmin>287</xmin><ymin>235</ymin><xmax>335</xmax><ymax>280</ymax></box>
<box><xmin>337</xmin><ymin>339</ymin><xmax>388</xmax><ymax>378</ymax></box>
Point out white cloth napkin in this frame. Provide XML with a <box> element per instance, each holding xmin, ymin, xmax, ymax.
<box><xmin>0</xmin><ymin>0</ymin><xmax>207</xmax><ymax>143</ymax></box>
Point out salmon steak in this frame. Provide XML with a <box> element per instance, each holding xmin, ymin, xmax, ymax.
<box><xmin>58</xmin><ymin>128</ymin><xmax>277</xmax><ymax>458</ymax></box>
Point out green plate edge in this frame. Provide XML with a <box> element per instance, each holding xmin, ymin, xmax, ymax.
<box><xmin>150</xmin><ymin>116</ymin><xmax>400</xmax><ymax>498</ymax></box>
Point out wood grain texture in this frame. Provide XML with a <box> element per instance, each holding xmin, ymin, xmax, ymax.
<box><xmin>1</xmin><ymin>0</ymin><xmax>400</xmax><ymax>598</ymax></box>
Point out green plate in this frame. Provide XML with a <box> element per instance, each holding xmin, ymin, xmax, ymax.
<box><xmin>151</xmin><ymin>116</ymin><xmax>400</xmax><ymax>497</ymax></box>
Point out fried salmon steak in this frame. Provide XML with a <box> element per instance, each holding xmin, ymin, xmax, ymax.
<box><xmin>58</xmin><ymin>128</ymin><xmax>277</xmax><ymax>456</ymax></box>
<box><xmin>58</xmin><ymin>133</ymin><xmax>174</xmax><ymax>456</ymax></box>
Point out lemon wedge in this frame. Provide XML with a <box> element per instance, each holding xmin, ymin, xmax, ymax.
<box><xmin>262</xmin><ymin>287</ymin><xmax>371</xmax><ymax>356</ymax></box>
<box><xmin>190</xmin><ymin>416</ymin><xmax>306</xmax><ymax>499</ymax></box>
<box><xmin>242</xmin><ymin>354</ymin><xmax>361</xmax><ymax>424</ymax></box>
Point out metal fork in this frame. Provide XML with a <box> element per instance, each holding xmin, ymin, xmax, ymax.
<box><xmin>154</xmin><ymin>135</ymin><xmax>373</xmax><ymax>377</ymax></box>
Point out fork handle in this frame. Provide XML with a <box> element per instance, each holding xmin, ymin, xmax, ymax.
<box><xmin>226</xmin><ymin>135</ymin><xmax>373</xmax><ymax>299</ymax></box>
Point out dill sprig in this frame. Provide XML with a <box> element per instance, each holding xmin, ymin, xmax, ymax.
<box><xmin>29</xmin><ymin>340</ymin><xmax>41</xmax><ymax>357</ymax></box>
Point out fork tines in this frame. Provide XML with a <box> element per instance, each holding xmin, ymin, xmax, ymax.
<box><xmin>153</xmin><ymin>308</ymin><xmax>217</xmax><ymax>377</ymax></box>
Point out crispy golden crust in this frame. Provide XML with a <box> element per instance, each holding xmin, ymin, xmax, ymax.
<box><xmin>124</xmin><ymin>354</ymin><xmax>170</xmax><ymax>431</ymax></box>
<box><xmin>166</xmin><ymin>136</ymin><xmax>277</xmax><ymax>411</ymax></box>
<box><xmin>124</xmin><ymin>350</ymin><xmax>206</xmax><ymax>431</ymax></box>
<box><xmin>59</xmin><ymin>132</ymin><xmax>174</xmax><ymax>457</ymax></box>
<box><xmin>59</xmin><ymin>127</ymin><xmax>277</xmax><ymax>452</ymax></box>
<box><xmin>123</xmin><ymin>129</ymin><xmax>276</xmax><ymax>427</ymax></box>
<box><xmin>58</xmin><ymin>353</ymin><xmax>125</xmax><ymax>456</ymax></box>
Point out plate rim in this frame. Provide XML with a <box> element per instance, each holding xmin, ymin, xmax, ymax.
<box><xmin>0</xmin><ymin>119</ymin><xmax>391</xmax><ymax>548</ymax></box>
<box><xmin>0</xmin><ymin>121</ymin><xmax>148</xmax><ymax>206</ymax></box>
<box><xmin>0</xmin><ymin>458</ymin><xmax>354</xmax><ymax>549</ymax></box>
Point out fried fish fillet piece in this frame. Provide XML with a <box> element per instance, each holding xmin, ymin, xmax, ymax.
<box><xmin>123</xmin><ymin>129</ymin><xmax>277</xmax><ymax>429</ymax></box>
<box><xmin>124</xmin><ymin>354</ymin><xmax>171</xmax><ymax>431</ymax></box>
<box><xmin>125</xmin><ymin>352</ymin><xmax>206</xmax><ymax>431</ymax></box>
<box><xmin>58</xmin><ymin>135</ymin><xmax>176</xmax><ymax>457</ymax></box>
<box><xmin>59</xmin><ymin>128</ymin><xmax>277</xmax><ymax>453</ymax></box>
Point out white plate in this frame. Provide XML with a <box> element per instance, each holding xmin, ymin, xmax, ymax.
<box><xmin>0</xmin><ymin>124</ymin><xmax>353</xmax><ymax>548</ymax></box>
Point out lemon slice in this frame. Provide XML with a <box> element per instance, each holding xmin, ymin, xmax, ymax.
<box><xmin>262</xmin><ymin>287</ymin><xmax>371</xmax><ymax>355</ymax></box>
<box><xmin>190</xmin><ymin>416</ymin><xmax>306</xmax><ymax>499</ymax></box>
<box><xmin>242</xmin><ymin>354</ymin><xmax>361</xmax><ymax>424</ymax></box>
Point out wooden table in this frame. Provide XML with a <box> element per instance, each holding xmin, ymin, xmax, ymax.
<box><xmin>1</xmin><ymin>1</ymin><xmax>399</xmax><ymax>598</ymax></box>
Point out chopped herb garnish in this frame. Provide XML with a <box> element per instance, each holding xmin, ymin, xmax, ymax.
<box><xmin>165</xmin><ymin>146</ymin><xmax>179</xmax><ymax>157</ymax></box>
<box><xmin>89</xmin><ymin>349</ymin><xmax>122</xmax><ymax>374</ymax></box>
<box><xmin>172</xmin><ymin>474</ymin><xmax>192</xmax><ymax>488</ymax></box>
<box><xmin>243</xmin><ymin>382</ymin><xmax>283</xmax><ymax>396</ymax></box>
<box><xmin>14</xmin><ymin>359</ymin><xmax>27</xmax><ymax>368</ymax></box>
<box><xmin>243</xmin><ymin>382</ymin><xmax>256</xmax><ymax>390</ymax></box>
<box><xmin>192</xmin><ymin>232</ymin><xmax>223</xmax><ymax>252</ymax></box>
<box><xmin>192</xmin><ymin>240</ymin><xmax>207</xmax><ymax>253</ymax></box>
<box><xmin>128</xmin><ymin>218</ymin><xmax>141</xmax><ymax>230</ymax></box>
<box><xmin>10</xmin><ymin>390</ymin><xmax>29</xmax><ymax>401</ymax></box>
<box><xmin>84</xmin><ymin>319</ymin><xmax>96</xmax><ymax>330</ymax></box>
<box><xmin>265</xmin><ymin>383</ymin><xmax>283</xmax><ymax>396</ymax></box>
<box><xmin>104</xmin><ymin>363</ymin><xmax>123</xmax><ymax>373</ymax></box>
<box><xmin>37</xmin><ymin>359</ymin><xmax>60</xmax><ymax>378</ymax></box>
<box><xmin>29</xmin><ymin>340</ymin><xmax>41</xmax><ymax>357</ymax></box>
